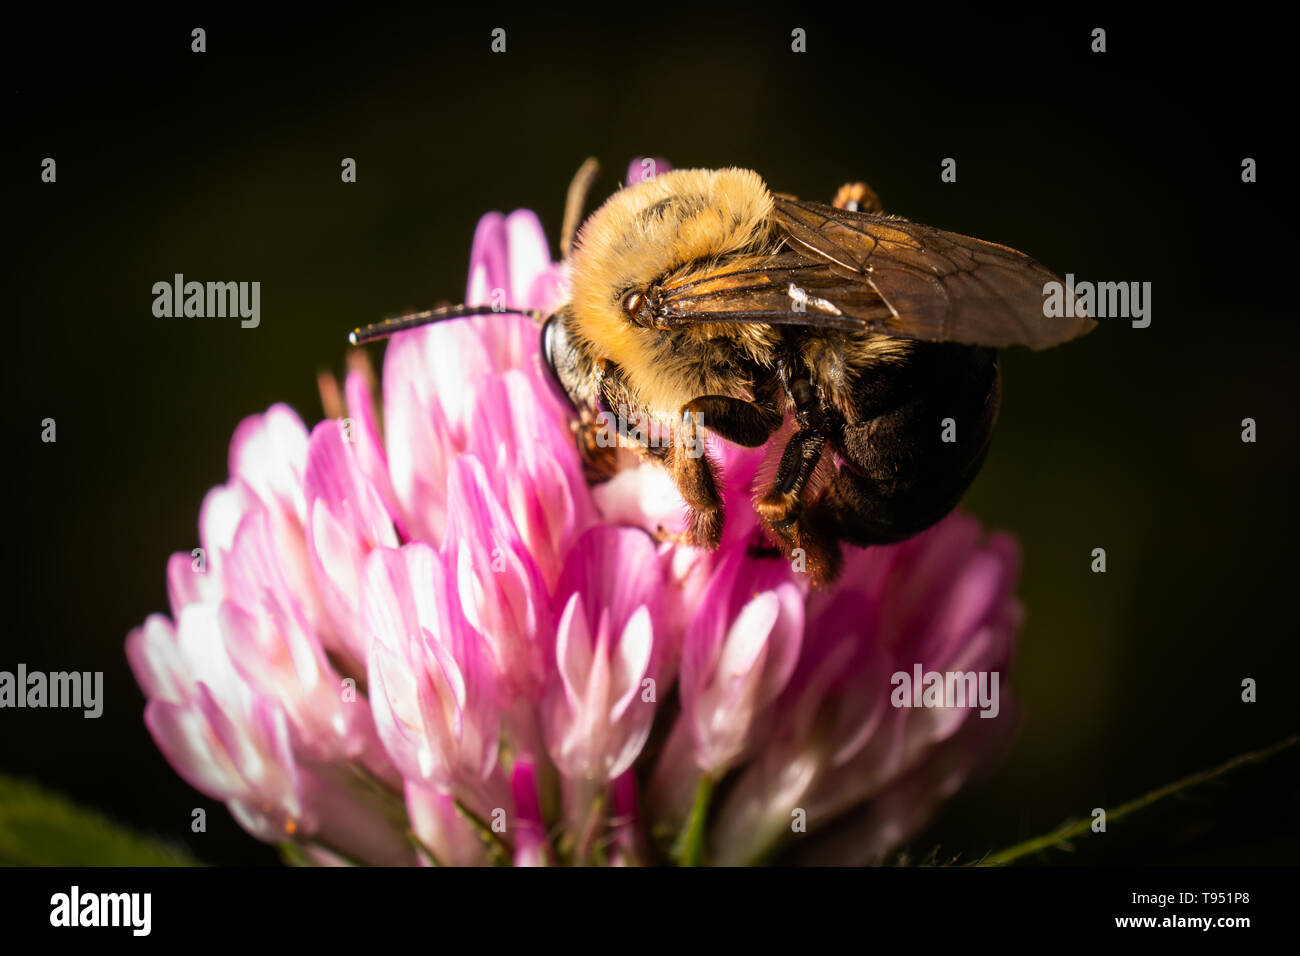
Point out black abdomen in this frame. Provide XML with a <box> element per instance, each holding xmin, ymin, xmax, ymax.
<box><xmin>818</xmin><ymin>342</ymin><xmax>1001</xmax><ymax>544</ymax></box>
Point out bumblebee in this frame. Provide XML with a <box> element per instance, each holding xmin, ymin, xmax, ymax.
<box><xmin>352</xmin><ymin>161</ymin><xmax>1094</xmax><ymax>582</ymax></box>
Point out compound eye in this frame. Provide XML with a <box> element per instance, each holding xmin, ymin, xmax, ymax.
<box><xmin>539</xmin><ymin>314</ymin><xmax>577</xmax><ymax>411</ymax></box>
<box><xmin>621</xmin><ymin>290</ymin><xmax>646</xmax><ymax>321</ymax></box>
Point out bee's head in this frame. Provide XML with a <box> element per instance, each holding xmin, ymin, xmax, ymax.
<box><xmin>348</xmin><ymin>167</ymin><xmax>774</xmax><ymax>418</ymax></box>
<box><xmin>564</xmin><ymin>168</ymin><xmax>774</xmax><ymax>382</ymax></box>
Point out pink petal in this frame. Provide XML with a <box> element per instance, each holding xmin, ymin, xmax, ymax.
<box><xmin>228</xmin><ymin>403</ymin><xmax>310</xmax><ymax>526</ymax></box>
<box><xmin>126</xmin><ymin>614</ymin><xmax>187</xmax><ymax>705</ymax></box>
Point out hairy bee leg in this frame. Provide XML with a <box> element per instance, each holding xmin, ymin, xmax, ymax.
<box><xmin>757</xmin><ymin>426</ymin><xmax>825</xmax><ymax>528</ymax></box>
<box><xmin>753</xmin><ymin>348</ymin><xmax>844</xmax><ymax>581</ymax></box>
<box><xmin>760</xmin><ymin>347</ymin><xmax>827</xmax><ymax>524</ymax></box>
<box><xmin>670</xmin><ymin>410</ymin><xmax>725</xmax><ymax>548</ymax></box>
<box><xmin>783</xmin><ymin>516</ymin><xmax>843</xmax><ymax>585</ymax></box>
<box><xmin>680</xmin><ymin>395</ymin><xmax>782</xmax><ymax>447</ymax></box>
<box><xmin>571</xmin><ymin>416</ymin><xmax>622</xmax><ymax>483</ymax></box>
<box><xmin>755</xmin><ymin>429</ymin><xmax>841</xmax><ymax>581</ymax></box>
<box><xmin>594</xmin><ymin>359</ymin><xmax>725</xmax><ymax>548</ymax></box>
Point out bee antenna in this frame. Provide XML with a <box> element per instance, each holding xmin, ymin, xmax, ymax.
<box><xmin>561</xmin><ymin>157</ymin><xmax>601</xmax><ymax>259</ymax></box>
<box><xmin>348</xmin><ymin>303</ymin><xmax>547</xmax><ymax>345</ymax></box>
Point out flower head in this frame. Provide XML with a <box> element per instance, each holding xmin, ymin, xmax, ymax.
<box><xmin>128</xmin><ymin>160</ymin><xmax>1022</xmax><ymax>865</ymax></box>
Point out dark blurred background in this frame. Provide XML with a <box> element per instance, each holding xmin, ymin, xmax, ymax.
<box><xmin>5</xmin><ymin>9</ymin><xmax>1296</xmax><ymax>865</ymax></box>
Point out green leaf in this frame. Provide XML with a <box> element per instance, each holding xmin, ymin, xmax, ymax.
<box><xmin>0</xmin><ymin>773</ymin><xmax>201</xmax><ymax>866</ymax></box>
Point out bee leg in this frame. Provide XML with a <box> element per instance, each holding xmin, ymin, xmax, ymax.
<box><xmin>761</xmin><ymin>347</ymin><xmax>827</xmax><ymax>519</ymax></box>
<box><xmin>595</xmin><ymin>360</ymin><xmax>725</xmax><ymax>549</ymax></box>
<box><xmin>832</xmin><ymin>181</ymin><xmax>884</xmax><ymax>213</ymax></box>
<box><xmin>570</xmin><ymin>415</ymin><xmax>622</xmax><ymax>483</ymax></box>
<box><xmin>754</xmin><ymin>349</ymin><xmax>844</xmax><ymax>581</ymax></box>
<box><xmin>788</xmin><ymin>513</ymin><xmax>843</xmax><ymax>585</ymax></box>
<box><xmin>680</xmin><ymin>395</ymin><xmax>782</xmax><ymax>447</ymax></box>
<box><xmin>757</xmin><ymin>426</ymin><xmax>824</xmax><ymax>525</ymax></box>
<box><xmin>669</xmin><ymin>409</ymin><xmax>725</xmax><ymax>548</ymax></box>
<box><xmin>755</xmin><ymin>426</ymin><xmax>841</xmax><ymax>582</ymax></box>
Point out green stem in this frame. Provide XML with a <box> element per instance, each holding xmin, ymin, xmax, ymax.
<box><xmin>576</xmin><ymin>792</ymin><xmax>607</xmax><ymax>866</ymax></box>
<box><xmin>980</xmin><ymin>734</ymin><xmax>1299</xmax><ymax>866</ymax></box>
<box><xmin>676</xmin><ymin>774</ymin><xmax>715</xmax><ymax>867</ymax></box>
